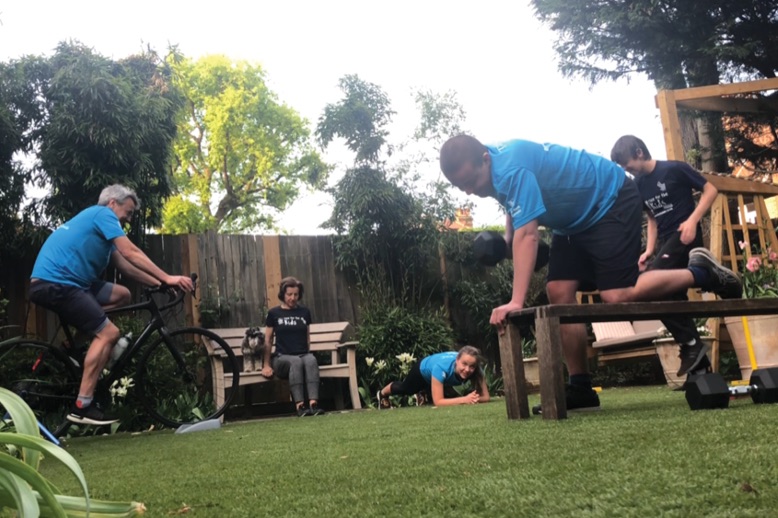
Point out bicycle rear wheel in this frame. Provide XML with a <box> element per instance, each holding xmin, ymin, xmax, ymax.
<box><xmin>136</xmin><ymin>328</ymin><xmax>239</xmax><ymax>428</ymax></box>
<box><xmin>0</xmin><ymin>339</ymin><xmax>79</xmax><ymax>437</ymax></box>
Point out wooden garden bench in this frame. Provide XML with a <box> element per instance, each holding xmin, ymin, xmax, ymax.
<box><xmin>203</xmin><ymin>321</ymin><xmax>362</xmax><ymax>418</ymax></box>
<box><xmin>498</xmin><ymin>299</ymin><xmax>778</xmax><ymax>421</ymax></box>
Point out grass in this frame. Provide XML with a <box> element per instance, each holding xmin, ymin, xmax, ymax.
<box><xmin>36</xmin><ymin>386</ymin><xmax>778</xmax><ymax>517</ymax></box>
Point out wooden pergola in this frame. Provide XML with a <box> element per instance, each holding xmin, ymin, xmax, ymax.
<box><xmin>655</xmin><ymin>77</ymin><xmax>778</xmax><ymax>370</ymax></box>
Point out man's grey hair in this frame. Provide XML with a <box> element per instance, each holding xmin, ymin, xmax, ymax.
<box><xmin>97</xmin><ymin>184</ymin><xmax>140</xmax><ymax>209</ymax></box>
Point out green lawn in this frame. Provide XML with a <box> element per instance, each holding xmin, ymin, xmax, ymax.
<box><xmin>39</xmin><ymin>387</ymin><xmax>778</xmax><ymax>517</ymax></box>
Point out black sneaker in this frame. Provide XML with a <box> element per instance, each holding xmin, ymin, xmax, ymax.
<box><xmin>309</xmin><ymin>404</ymin><xmax>326</xmax><ymax>416</ymax></box>
<box><xmin>67</xmin><ymin>403</ymin><xmax>119</xmax><ymax>426</ymax></box>
<box><xmin>531</xmin><ymin>384</ymin><xmax>601</xmax><ymax>415</ymax></box>
<box><xmin>676</xmin><ymin>339</ymin><xmax>711</xmax><ymax>377</ymax></box>
<box><xmin>688</xmin><ymin>248</ymin><xmax>743</xmax><ymax>299</ymax></box>
<box><xmin>297</xmin><ymin>406</ymin><xmax>312</xmax><ymax>417</ymax></box>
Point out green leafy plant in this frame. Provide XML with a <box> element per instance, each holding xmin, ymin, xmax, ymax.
<box><xmin>0</xmin><ymin>387</ymin><xmax>146</xmax><ymax>516</ymax></box>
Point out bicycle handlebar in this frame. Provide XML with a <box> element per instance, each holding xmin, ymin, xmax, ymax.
<box><xmin>143</xmin><ymin>273</ymin><xmax>198</xmax><ymax>311</ymax></box>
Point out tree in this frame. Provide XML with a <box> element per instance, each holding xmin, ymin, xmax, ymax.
<box><xmin>0</xmin><ymin>57</ymin><xmax>48</xmax><ymax>268</ymax></box>
<box><xmin>7</xmin><ymin>42</ymin><xmax>184</xmax><ymax>243</ymax></box>
<box><xmin>532</xmin><ymin>1</ymin><xmax>777</xmax><ymax>87</ymax></box>
<box><xmin>317</xmin><ymin>74</ymin><xmax>395</xmax><ymax>166</ymax></box>
<box><xmin>162</xmin><ymin>55</ymin><xmax>327</xmax><ymax>234</ymax></box>
<box><xmin>318</xmin><ymin>76</ymin><xmax>466</xmax><ymax>390</ymax></box>
<box><xmin>532</xmin><ymin>1</ymin><xmax>778</xmax><ymax>171</ymax></box>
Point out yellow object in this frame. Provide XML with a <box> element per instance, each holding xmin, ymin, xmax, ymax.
<box><xmin>593</xmin><ymin>386</ymin><xmax>602</xmax><ymax>393</ymax></box>
<box><xmin>730</xmin><ymin>379</ymin><xmax>750</xmax><ymax>387</ymax></box>
<box><xmin>742</xmin><ymin>316</ymin><xmax>758</xmax><ymax>372</ymax></box>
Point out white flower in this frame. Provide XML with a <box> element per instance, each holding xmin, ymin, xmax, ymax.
<box><xmin>395</xmin><ymin>353</ymin><xmax>416</xmax><ymax>364</ymax></box>
<box><xmin>109</xmin><ymin>376</ymin><xmax>134</xmax><ymax>402</ymax></box>
<box><xmin>374</xmin><ymin>360</ymin><xmax>387</xmax><ymax>372</ymax></box>
<box><xmin>365</xmin><ymin>357</ymin><xmax>375</xmax><ymax>367</ymax></box>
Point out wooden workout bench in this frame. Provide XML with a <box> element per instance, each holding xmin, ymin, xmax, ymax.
<box><xmin>499</xmin><ymin>299</ymin><xmax>778</xmax><ymax>420</ymax></box>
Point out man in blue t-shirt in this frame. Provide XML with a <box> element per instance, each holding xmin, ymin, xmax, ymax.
<box><xmin>29</xmin><ymin>184</ymin><xmax>194</xmax><ymax>426</ymax></box>
<box><xmin>440</xmin><ymin>135</ymin><xmax>741</xmax><ymax>412</ymax></box>
<box><xmin>612</xmin><ymin>135</ymin><xmax>719</xmax><ymax>378</ymax></box>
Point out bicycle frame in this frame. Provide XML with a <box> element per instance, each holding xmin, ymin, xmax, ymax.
<box><xmin>58</xmin><ymin>284</ymin><xmax>191</xmax><ymax>389</ymax></box>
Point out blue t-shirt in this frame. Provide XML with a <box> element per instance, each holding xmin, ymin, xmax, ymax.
<box><xmin>420</xmin><ymin>351</ymin><xmax>465</xmax><ymax>386</ymax></box>
<box><xmin>635</xmin><ymin>160</ymin><xmax>707</xmax><ymax>240</ymax></box>
<box><xmin>31</xmin><ymin>206</ymin><xmax>126</xmax><ymax>288</ymax></box>
<box><xmin>488</xmin><ymin>140</ymin><xmax>626</xmax><ymax>235</ymax></box>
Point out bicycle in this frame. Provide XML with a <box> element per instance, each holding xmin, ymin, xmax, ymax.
<box><xmin>0</xmin><ymin>274</ymin><xmax>240</xmax><ymax>437</ymax></box>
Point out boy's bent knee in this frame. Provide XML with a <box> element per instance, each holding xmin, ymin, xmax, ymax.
<box><xmin>599</xmin><ymin>288</ymin><xmax>635</xmax><ymax>304</ymax></box>
<box><xmin>546</xmin><ymin>281</ymin><xmax>578</xmax><ymax>304</ymax></box>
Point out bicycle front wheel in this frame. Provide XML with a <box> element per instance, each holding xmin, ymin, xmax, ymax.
<box><xmin>136</xmin><ymin>328</ymin><xmax>239</xmax><ymax>429</ymax></box>
<box><xmin>0</xmin><ymin>339</ymin><xmax>80</xmax><ymax>437</ymax></box>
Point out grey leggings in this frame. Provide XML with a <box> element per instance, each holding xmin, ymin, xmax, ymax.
<box><xmin>272</xmin><ymin>353</ymin><xmax>320</xmax><ymax>403</ymax></box>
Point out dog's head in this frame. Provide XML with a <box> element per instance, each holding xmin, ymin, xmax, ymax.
<box><xmin>244</xmin><ymin>326</ymin><xmax>264</xmax><ymax>345</ymax></box>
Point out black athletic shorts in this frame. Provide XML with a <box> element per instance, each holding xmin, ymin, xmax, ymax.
<box><xmin>29</xmin><ymin>280</ymin><xmax>114</xmax><ymax>335</ymax></box>
<box><xmin>547</xmin><ymin>178</ymin><xmax>643</xmax><ymax>292</ymax></box>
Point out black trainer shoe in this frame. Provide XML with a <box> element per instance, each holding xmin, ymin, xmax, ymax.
<box><xmin>531</xmin><ymin>384</ymin><xmax>601</xmax><ymax>415</ymax></box>
<box><xmin>67</xmin><ymin>403</ymin><xmax>119</xmax><ymax>426</ymax></box>
<box><xmin>688</xmin><ymin>248</ymin><xmax>743</xmax><ymax>299</ymax></box>
<box><xmin>676</xmin><ymin>339</ymin><xmax>711</xmax><ymax>377</ymax></box>
<box><xmin>309</xmin><ymin>404</ymin><xmax>326</xmax><ymax>416</ymax></box>
<box><xmin>296</xmin><ymin>405</ymin><xmax>313</xmax><ymax>417</ymax></box>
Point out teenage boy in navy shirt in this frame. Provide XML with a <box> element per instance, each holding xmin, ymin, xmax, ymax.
<box><xmin>611</xmin><ymin>134</ymin><xmax>718</xmax><ymax>377</ymax></box>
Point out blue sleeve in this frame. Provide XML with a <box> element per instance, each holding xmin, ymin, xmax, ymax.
<box><xmin>94</xmin><ymin>208</ymin><xmax>126</xmax><ymax>241</ymax></box>
<box><xmin>505</xmin><ymin>168</ymin><xmax>546</xmax><ymax>230</ymax></box>
<box><xmin>428</xmin><ymin>355</ymin><xmax>453</xmax><ymax>384</ymax></box>
<box><xmin>431</xmin><ymin>365</ymin><xmax>447</xmax><ymax>383</ymax></box>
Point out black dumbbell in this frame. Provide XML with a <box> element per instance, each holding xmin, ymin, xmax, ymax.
<box><xmin>473</xmin><ymin>230</ymin><xmax>550</xmax><ymax>271</ymax></box>
<box><xmin>685</xmin><ymin>367</ymin><xmax>778</xmax><ymax>410</ymax></box>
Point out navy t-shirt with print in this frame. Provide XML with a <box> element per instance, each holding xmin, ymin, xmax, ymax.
<box><xmin>635</xmin><ymin>160</ymin><xmax>707</xmax><ymax>240</ymax></box>
<box><xmin>265</xmin><ymin>305</ymin><xmax>312</xmax><ymax>355</ymax></box>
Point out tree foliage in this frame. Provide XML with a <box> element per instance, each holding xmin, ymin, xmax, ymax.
<box><xmin>162</xmin><ymin>55</ymin><xmax>327</xmax><ymax>234</ymax></box>
<box><xmin>532</xmin><ymin>1</ymin><xmax>778</xmax><ymax>173</ymax></box>
<box><xmin>0</xmin><ymin>59</ymin><xmax>42</xmax><ymax>256</ymax></box>
<box><xmin>532</xmin><ymin>1</ymin><xmax>778</xmax><ymax>88</ymax></box>
<box><xmin>316</xmin><ymin>74</ymin><xmax>395</xmax><ymax>165</ymax></box>
<box><xmin>0</xmin><ymin>41</ymin><xmax>179</xmax><ymax>256</ymax></box>
<box><xmin>319</xmin><ymin>76</ymin><xmax>464</xmax><ymax>307</ymax></box>
<box><xmin>40</xmin><ymin>42</ymin><xmax>183</xmax><ymax>240</ymax></box>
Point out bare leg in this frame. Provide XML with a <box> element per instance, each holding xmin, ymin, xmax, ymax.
<box><xmin>600</xmin><ymin>270</ymin><xmax>695</xmax><ymax>303</ymax></box>
<box><xmin>101</xmin><ymin>284</ymin><xmax>131</xmax><ymax>310</ymax></box>
<box><xmin>79</xmin><ymin>321</ymin><xmax>120</xmax><ymax>398</ymax></box>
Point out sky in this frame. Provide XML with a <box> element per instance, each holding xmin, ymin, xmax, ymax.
<box><xmin>0</xmin><ymin>0</ymin><xmax>669</xmax><ymax>234</ymax></box>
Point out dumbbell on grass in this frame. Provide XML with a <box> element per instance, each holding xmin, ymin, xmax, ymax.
<box><xmin>685</xmin><ymin>367</ymin><xmax>778</xmax><ymax>410</ymax></box>
<box><xmin>473</xmin><ymin>230</ymin><xmax>550</xmax><ymax>271</ymax></box>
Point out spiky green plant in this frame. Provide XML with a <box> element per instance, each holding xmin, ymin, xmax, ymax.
<box><xmin>0</xmin><ymin>387</ymin><xmax>146</xmax><ymax>516</ymax></box>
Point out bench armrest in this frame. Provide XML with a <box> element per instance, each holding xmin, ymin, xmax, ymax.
<box><xmin>337</xmin><ymin>341</ymin><xmax>359</xmax><ymax>350</ymax></box>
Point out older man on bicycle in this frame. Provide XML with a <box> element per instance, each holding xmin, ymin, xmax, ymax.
<box><xmin>29</xmin><ymin>184</ymin><xmax>194</xmax><ymax>425</ymax></box>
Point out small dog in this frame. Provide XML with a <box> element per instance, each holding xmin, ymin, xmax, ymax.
<box><xmin>241</xmin><ymin>327</ymin><xmax>265</xmax><ymax>372</ymax></box>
